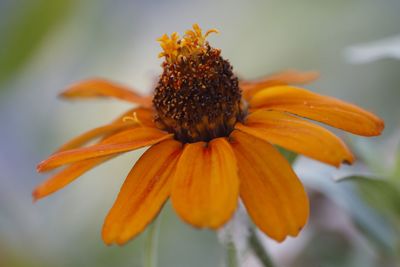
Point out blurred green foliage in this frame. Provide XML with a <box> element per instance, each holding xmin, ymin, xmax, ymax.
<box><xmin>349</xmin><ymin>176</ymin><xmax>400</xmax><ymax>224</ymax></box>
<box><xmin>341</xmin><ymin>176</ymin><xmax>400</xmax><ymax>254</ymax></box>
<box><xmin>327</xmin><ymin>144</ymin><xmax>400</xmax><ymax>266</ymax></box>
<box><xmin>277</xmin><ymin>146</ymin><xmax>298</xmax><ymax>165</ymax></box>
<box><xmin>0</xmin><ymin>0</ymin><xmax>75</xmax><ymax>85</ymax></box>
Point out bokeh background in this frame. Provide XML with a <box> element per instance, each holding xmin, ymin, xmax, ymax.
<box><xmin>1</xmin><ymin>0</ymin><xmax>400</xmax><ymax>266</ymax></box>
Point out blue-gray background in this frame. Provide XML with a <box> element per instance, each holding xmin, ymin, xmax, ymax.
<box><xmin>1</xmin><ymin>1</ymin><xmax>399</xmax><ymax>266</ymax></box>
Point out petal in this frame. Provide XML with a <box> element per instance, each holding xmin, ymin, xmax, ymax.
<box><xmin>102</xmin><ymin>139</ymin><xmax>182</xmax><ymax>245</ymax></box>
<box><xmin>55</xmin><ymin>107</ymin><xmax>155</xmax><ymax>152</ymax></box>
<box><xmin>236</xmin><ymin>110</ymin><xmax>354</xmax><ymax>167</ymax></box>
<box><xmin>37</xmin><ymin>128</ymin><xmax>172</xmax><ymax>172</ymax></box>
<box><xmin>112</xmin><ymin>107</ymin><xmax>155</xmax><ymax>127</ymax></box>
<box><xmin>241</xmin><ymin>70</ymin><xmax>319</xmax><ymax>100</ymax></box>
<box><xmin>33</xmin><ymin>156</ymin><xmax>113</xmax><ymax>201</ymax></box>
<box><xmin>60</xmin><ymin>79</ymin><xmax>152</xmax><ymax>107</ymax></box>
<box><xmin>250</xmin><ymin>86</ymin><xmax>384</xmax><ymax>136</ymax></box>
<box><xmin>55</xmin><ymin>123</ymin><xmax>135</xmax><ymax>152</ymax></box>
<box><xmin>171</xmin><ymin>138</ymin><xmax>239</xmax><ymax>229</ymax></box>
<box><xmin>230</xmin><ymin>130</ymin><xmax>309</xmax><ymax>242</ymax></box>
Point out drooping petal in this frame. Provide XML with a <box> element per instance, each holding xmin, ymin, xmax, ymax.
<box><xmin>33</xmin><ymin>156</ymin><xmax>114</xmax><ymax>201</ymax></box>
<box><xmin>241</xmin><ymin>70</ymin><xmax>319</xmax><ymax>100</ymax></box>
<box><xmin>55</xmin><ymin>107</ymin><xmax>155</xmax><ymax>152</ymax></box>
<box><xmin>55</xmin><ymin>123</ymin><xmax>135</xmax><ymax>152</ymax></box>
<box><xmin>102</xmin><ymin>139</ymin><xmax>182</xmax><ymax>245</ymax></box>
<box><xmin>60</xmin><ymin>79</ymin><xmax>152</xmax><ymax>107</ymax></box>
<box><xmin>236</xmin><ymin>110</ymin><xmax>354</xmax><ymax>167</ymax></box>
<box><xmin>250</xmin><ymin>86</ymin><xmax>384</xmax><ymax>136</ymax></box>
<box><xmin>230</xmin><ymin>130</ymin><xmax>309</xmax><ymax>242</ymax></box>
<box><xmin>171</xmin><ymin>138</ymin><xmax>239</xmax><ymax>229</ymax></box>
<box><xmin>37</xmin><ymin>128</ymin><xmax>172</xmax><ymax>172</ymax></box>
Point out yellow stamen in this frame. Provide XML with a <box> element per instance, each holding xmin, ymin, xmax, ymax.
<box><xmin>157</xmin><ymin>24</ymin><xmax>219</xmax><ymax>63</ymax></box>
<box><xmin>122</xmin><ymin>112</ymin><xmax>142</xmax><ymax>126</ymax></box>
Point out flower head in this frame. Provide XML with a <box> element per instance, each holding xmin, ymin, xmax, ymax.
<box><xmin>154</xmin><ymin>25</ymin><xmax>240</xmax><ymax>143</ymax></box>
<box><xmin>35</xmin><ymin>24</ymin><xmax>384</xmax><ymax>245</ymax></box>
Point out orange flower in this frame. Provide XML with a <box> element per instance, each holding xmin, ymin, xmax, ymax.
<box><xmin>35</xmin><ymin>24</ymin><xmax>384</xmax><ymax>245</ymax></box>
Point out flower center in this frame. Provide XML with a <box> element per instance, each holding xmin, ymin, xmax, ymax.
<box><xmin>153</xmin><ymin>24</ymin><xmax>243</xmax><ymax>143</ymax></box>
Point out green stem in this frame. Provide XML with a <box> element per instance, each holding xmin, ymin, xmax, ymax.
<box><xmin>144</xmin><ymin>219</ymin><xmax>160</xmax><ymax>267</ymax></box>
<box><xmin>248</xmin><ymin>228</ymin><xmax>276</xmax><ymax>267</ymax></box>
<box><xmin>226</xmin><ymin>241</ymin><xmax>239</xmax><ymax>267</ymax></box>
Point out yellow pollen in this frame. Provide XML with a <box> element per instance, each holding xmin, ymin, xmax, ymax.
<box><xmin>122</xmin><ymin>112</ymin><xmax>142</xmax><ymax>126</ymax></box>
<box><xmin>157</xmin><ymin>24</ymin><xmax>219</xmax><ymax>63</ymax></box>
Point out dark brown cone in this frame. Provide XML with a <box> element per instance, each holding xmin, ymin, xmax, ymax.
<box><xmin>153</xmin><ymin>45</ymin><xmax>243</xmax><ymax>143</ymax></box>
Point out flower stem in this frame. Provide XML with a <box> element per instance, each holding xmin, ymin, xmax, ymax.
<box><xmin>226</xmin><ymin>241</ymin><xmax>239</xmax><ymax>267</ymax></box>
<box><xmin>248</xmin><ymin>228</ymin><xmax>276</xmax><ymax>267</ymax></box>
<box><xmin>144</xmin><ymin>219</ymin><xmax>160</xmax><ymax>267</ymax></box>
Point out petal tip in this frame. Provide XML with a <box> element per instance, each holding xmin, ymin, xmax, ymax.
<box><xmin>342</xmin><ymin>150</ymin><xmax>356</xmax><ymax>166</ymax></box>
<box><xmin>32</xmin><ymin>190</ymin><xmax>39</xmax><ymax>203</ymax></box>
<box><xmin>102</xmin><ymin>239</ymin><xmax>113</xmax><ymax>246</ymax></box>
<box><xmin>36</xmin><ymin>160</ymin><xmax>52</xmax><ymax>172</ymax></box>
<box><xmin>36</xmin><ymin>162</ymin><xmax>45</xmax><ymax>172</ymax></box>
<box><xmin>101</xmin><ymin>227</ymin><xmax>132</xmax><ymax>246</ymax></box>
<box><xmin>364</xmin><ymin>116</ymin><xmax>385</xmax><ymax>137</ymax></box>
<box><xmin>101</xmin><ymin>228</ymin><xmax>114</xmax><ymax>246</ymax></box>
<box><xmin>376</xmin><ymin>118</ymin><xmax>385</xmax><ymax>135</ymax></box>
<box><xmin>274</xmin><ymin>235</ymin><xmax>287</xmax><ymax>243</ymax></box>
<box><xmin>116</xmin><ymin>237</ymin><xmax>130</xmax><ymax>246</ymax></box>
<box><xmin>266</xmin><ymin>231</ymin><xmax>289</xmax><ymax>243</ymax></box>
<box><xmin>58</xmin><ymin>91</ymin><xmax>69</xmax><ymax>98</ymax></box>
<box><xmin>363</xmin><ymin>117</ymin><xmax>384</xmax><ymax>137</ymax></box>
<box><xmin>268</xmin><ymin>220</ymin><xmax>307</xmax><ymax>242</ymax></box>
<box><xmin>343</xmin><ymin>157</ymin><xmax>355</xmax><ymax>166</ymax></box>
<box><xmin>32</xmin><ymin>186</ymin><xmax>48</xmax><ymax>202</ymax></box>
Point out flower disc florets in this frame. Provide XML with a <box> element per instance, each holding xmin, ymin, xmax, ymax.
<box><xmin>153</xmin><ymin>24</ymin><xmax>243</xmax><ymax>143</ymax></box>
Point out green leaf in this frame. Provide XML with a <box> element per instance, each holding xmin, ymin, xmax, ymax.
<box><xmin>341</xmin><ymin>176</ymin><xmax>400</xmax><ymax>223</ymax></box>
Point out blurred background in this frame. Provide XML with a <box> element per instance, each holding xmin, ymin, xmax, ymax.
<box><xmin>1</xmin><ymin>0</ymin><xmax>400</xmax><ymax>266</ymax></box>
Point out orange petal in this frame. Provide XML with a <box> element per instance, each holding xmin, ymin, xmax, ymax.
<box><xmin>102</xmin><ymin>139</ymin><xmax>182</xmax><ymax>245</ymax></box>
<box><xmin>230</xmin><ymin>130</ymin><xmax>309</xmax><ymax>242</ymax></box>
<box><xmin>236</xmin><ymin>110</ymin><xmax>354</xmax><ymax>167</ymax></box>
<box><xmin>250</xmin><ymin>86</ymin><xmax>384</xmax><ymax>136</ymax></box>
<box><xmin>55</xmin><ymin>123</ymin><xmax>135</xmax><ymax>152</ymax></box>
<box><xmin>33</xmin><ymin>156</ymin><xmax>113</xmax><ymax>201</ymax></box>
<box><xmin>112</xmin><ymin>107</ymin><xmax>155</xmax><ymax>127</ymax></box>
<box><xmin>241</xmin><ymin>70</ymin><xmax>319</xmax><ymax>100</ymax></box>
<box><xmin>171</xmin><ymin>138</ymin><xmax>239</xmax><ymax>229</ymax></box>
<box><xmin>60</xmin><ymin>79</ymin><xmax>152</xmax><ymax>107</ymax></box>
<box><xmin>55</xmin><ymin>107</ymin><xmax>155</xmax><ymax>152</ymax></box>
<box><xmin>37</xmin><ymin>128</ymin><xmax>172</xmax><ymax>172</ymax></box>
